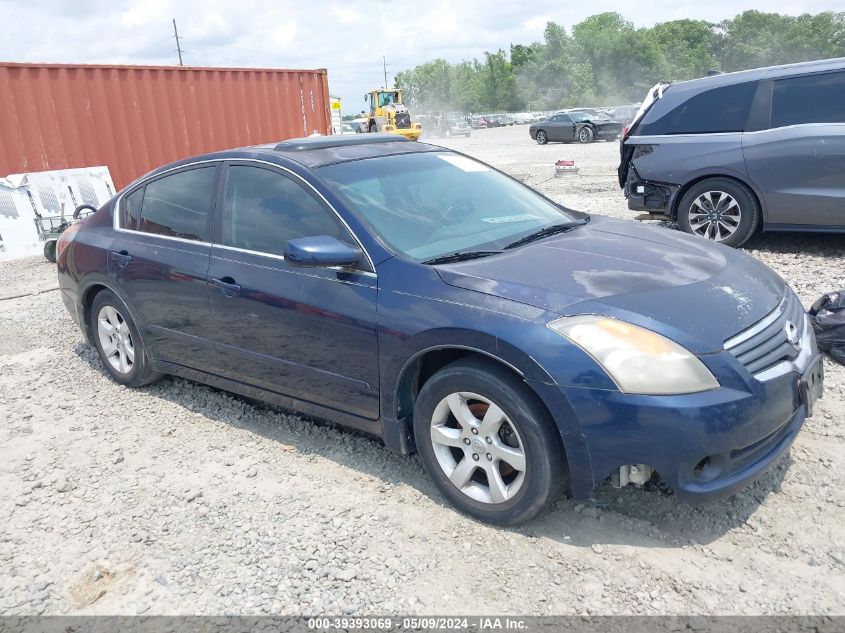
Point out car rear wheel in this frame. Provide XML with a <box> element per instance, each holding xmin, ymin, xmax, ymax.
<box><xmin>578</xmin><ymin>126</ymin><xmax>594</xmax><ymax>143</ymax></box>
<box><xmin>536</xmin><ymin>130</ymin><xmax>548</xmax><ymax>145</ymax></box>
<box><xmin>677</xmin><ymin>178</ymin><xmax>759</xmax><ymax>248</ymax></box>
<box><xmin>413</xmin><ymin>357</ymin><xmax>567</xmax><ymax>525</ymax></box>
<box><xmin>90</xmin><ymin>290</ymin><xmax>160</xmax><ymax>388</ymax></box>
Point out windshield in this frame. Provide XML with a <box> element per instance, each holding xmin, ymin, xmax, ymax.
<box><xmin>318</xmin><ymin>152</ymin><xmax>578</xmax><ymax>261</ymax></box>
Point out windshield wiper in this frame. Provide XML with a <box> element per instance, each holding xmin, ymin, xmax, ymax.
<box><xmin>421</xmin><ymin>250</ymin><xmax>503</xmax><ymax>265</ymax></box>
<box><xmin>503</xmin><ymin>220</ymin><xmax>588</xmax><ymax>250</ymax></box>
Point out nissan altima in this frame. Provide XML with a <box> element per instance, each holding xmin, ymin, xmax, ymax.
<box><xmin>56</xmin><ymin>135</ymin><xmax>824</xmax><ymax>525</ymax></box>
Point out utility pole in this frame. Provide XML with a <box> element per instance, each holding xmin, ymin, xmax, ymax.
<box><xmin>173</xmin><ymin>19</ymin><xmax>184</xmax><ymax>66</ymax></box>
<box><xmin>383</xmin><ymin>56</ymin><xmax>389</xmax><ymax>88</ymax></box>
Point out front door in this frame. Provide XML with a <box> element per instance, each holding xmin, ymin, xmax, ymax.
<box><xmin>548</xmin><ymin>114</ymin><xmax>576</xmax><ymax>141</ymax></box>
<box><xmin>109</xmin><ymin>165</ymin><xmax>219</xmax><ymax>367</ymax></box>
<box><xmin>207</xmin><ymin>163</ymin><xmax>380</xmax><ymax>419</ymax></box>
<box><xmin>744</xmin><ymin>71</ymin><xmax>845</xmax><ymax>228</ymax></box>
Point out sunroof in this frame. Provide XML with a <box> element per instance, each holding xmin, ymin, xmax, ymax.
<box><xmin>274</xmin><ymin>134</ymin><xmax>409</xmax><ymax>151</ymax></box>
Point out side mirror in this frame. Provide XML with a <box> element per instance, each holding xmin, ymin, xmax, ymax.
<box><xmin>285</xmin><ymin>235</ymin><xmax>362</xmax><ymax>268</ymax></box>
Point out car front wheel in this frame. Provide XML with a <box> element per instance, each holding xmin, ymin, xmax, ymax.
<box><xmin>677</xmin><ymin>178</ymin><xmax>760</xmax><ymax>247</ymax></box>
<box><xmin>413</xmin><ymin>357</ymin><xmax>567</xmax><ymax>525</ymax></box>
<box><xmin>535</xmin><ymin>130</ymin><xmax>548</xmax><ymax>145</ymax></box>
<box><xmin>578</xmin><ymin>126</ymin><xmax>594</xmax><ymax>143</ymax></box>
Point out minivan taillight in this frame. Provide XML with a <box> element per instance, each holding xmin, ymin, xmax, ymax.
<box><xmin>56</xmin><ymin>222</ymin><xmax>82</xmax><ymax>260</ymax></box>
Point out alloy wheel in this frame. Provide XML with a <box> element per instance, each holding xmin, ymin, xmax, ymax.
<box><xmin>688</xmin><ymin>191</ymin><xmax>742</xmax><ymax>242</ymax></box>
<box><xmin>536</xmin><ymin>131</ymin><xmax>547</xmax><ymax>144</ymax></box>
<box><xmin>429</xmin><ymin>391</ymin><xmax>526</xmax><ymax>504</ymax></box>
<box><xmin>97</xmin><ymin>305</ymin><xmax>135</xmax><ymax>374</ymax></box>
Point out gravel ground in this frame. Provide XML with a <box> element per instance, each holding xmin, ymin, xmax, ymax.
<box><xmin>1</xmin><ymin>126</ymin><xmax>844</xmax><ymax>616</ymax></box>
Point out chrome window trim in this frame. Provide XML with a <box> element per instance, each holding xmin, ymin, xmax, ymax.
<box><xmin>112</xmin><ymin>157</ymin><xmax>377</xmax><ymax>273</ymax></box>
<box><xmin>211</xmin><ymin>242</ymin><xmax>377</xmax><ymax>279</ymax></box>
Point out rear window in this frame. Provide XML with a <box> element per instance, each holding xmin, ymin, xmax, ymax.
<box><xmin>138</xmin><ymin>167</ymin><xmax>216</xmax><ymax>241</ymax></box>
<box><xmin>771</xmin><ymin>71</ymin><xmax>845</xmax><ymax>127</ymax></box>
<box><xmin>637</xmin><ymin>81</ymin><xmax>757</xmax><ymax>135</ymax></box>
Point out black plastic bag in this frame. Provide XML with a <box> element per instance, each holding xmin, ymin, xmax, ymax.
<box><xmin>809</xmin><ymin>290</ymin><xmax>845</xmax><ymax>365</ymax></box>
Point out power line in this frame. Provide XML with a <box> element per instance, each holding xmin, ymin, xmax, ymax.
<box><xmin>173</xmin><ymin>19</ymin><xmax>184</xmax><ymax>66</ymax></box>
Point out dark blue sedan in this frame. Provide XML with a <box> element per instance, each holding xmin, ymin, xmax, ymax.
<box><xmin>56</xmin><ymin>134</ymin><xmax>824</xmax><ymax>525</ymax></box>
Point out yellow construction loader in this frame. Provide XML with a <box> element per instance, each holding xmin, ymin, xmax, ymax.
<box><xmin>363</xmin><ymin>89</ymin><xmax>422</xmax><ymax>141</ymax></box>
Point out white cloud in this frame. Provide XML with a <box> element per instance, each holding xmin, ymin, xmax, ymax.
<box><xmin>1</xmin><ymin>0</ymin><xmax>839</xmax><ymax>111</ymax></box>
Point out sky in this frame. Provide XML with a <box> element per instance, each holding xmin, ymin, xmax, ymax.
<box><xmin>2</xmin><ymin>0</ymin><xmax>840</xmax><ymax>113</ymax></box>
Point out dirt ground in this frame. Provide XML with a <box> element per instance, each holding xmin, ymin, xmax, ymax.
<box><xmin>1</xmin><ymin>126</ymin><xmax>844</xmax><ymax>616</ymax></box>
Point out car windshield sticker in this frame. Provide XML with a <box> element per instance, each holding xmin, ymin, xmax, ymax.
<box><xmin>437</xmin><ymin>154</ymin><xmax>490</xmax><ymax>172</ymax></box>
<box><xmin>481</xmin><ymin>214</ymin><xmax>538</xmax><ymax>224</ymax></box>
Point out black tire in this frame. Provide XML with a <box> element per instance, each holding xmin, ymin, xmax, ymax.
<box><xmin>43</xmin><ymin>240</ymin><xmax>57</xmax><ymax>263</ymax></box>
<box><xmin>73</xmin><ymin>204</ymin><xmax>98</xmax><ymax>219</ymax></box>
<box><xmin>676</xmin><ymin>178</ymin><xmax>760</xmax><ymax>248</ymax></box>
<box><xmin>413</xmin><ymin>357</ymin><xmax>568</xmax><ymax>526</ymax></box>
<box><xmin>89</xmin><ymin>289</ymin><xmax>161</xmax><ymax>388</ymax></box>
<box><xmin>577</xmin><ymin>126</ymin><xmax>594</xmax><ymax>143</ymax></box>
<box><xmin>535</xmin><ymin>130</ymin><xmax>548</xmax><ymax>145</ymax></box>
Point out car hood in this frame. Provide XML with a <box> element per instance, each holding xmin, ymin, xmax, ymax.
<box><xmin>435</xmin><ymin>216</ymin><xmax>786</xmax><ymax>353</ymax></box>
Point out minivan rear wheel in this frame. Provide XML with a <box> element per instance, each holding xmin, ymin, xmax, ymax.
<box><xmin>413</xmin><ymin>357</ymin><xmax>567</xmax><ymax>525</ymax></box>
<box><xmin>677</xmin><ymin>178</ymin><xmax>759</xmax><ymax>248</ymax></box>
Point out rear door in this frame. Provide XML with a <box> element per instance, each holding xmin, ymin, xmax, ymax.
<box><xmin>743</xmin><ymin>70</ymin><xmax>845</xmax><ymax>228</ymax></box>
<box><xmin>109</xmin><ymin>164</ymin><xmax>220</xmax><ymax>367</ymax></box>
<box><xmin>207</xmin><ymin>162</ymin><xmax>380</xmax><ymax>419</ymax></box>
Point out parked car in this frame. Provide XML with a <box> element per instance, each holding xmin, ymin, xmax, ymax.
<box><xmin>447</xmin><ymin>120</ymin><xmax>471</xmax><ymax>137</ymax></box>
<box><xmin>530</xmin><ymin>111</ymin><xmax>622</xmax><ymax>144</ymax></box>
<box><xmin>470</xmin><ymin>117</ymin><xmax>488</xmax><ymax>129</ymax></box>
<box><xmin>609</xmin><ymin>104</ymin><xmax>640</xmax><ymax>125</ymax></box>
<box><xmin>57</xmin><ymin>134</ymin><xmax>823</xmax><ymax>525</ymax></box>
<box><xmin>620</xmin><ymin>57</ymin><xmax>845</xmax><ymax>247</ymax></box>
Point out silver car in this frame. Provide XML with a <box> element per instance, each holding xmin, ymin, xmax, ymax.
<box><xmin>619</xmin><ymin>57</ymin><xmax>845</xmax><ymax>247</ymax></box>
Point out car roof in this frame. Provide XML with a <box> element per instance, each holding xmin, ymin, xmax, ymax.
<box><xmin>669</xmin><ymin>56</ymin><xmax>845</xmax><ymax>92</ymax></box>
<box><xmin>137</xmin><ymin>135</ymin><xmax>444</xmax><ymax>183</ymax></box>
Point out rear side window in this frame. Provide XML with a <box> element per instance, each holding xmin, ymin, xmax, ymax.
<box><xmin>121</xmin><ymin>187</ymin><xmax>144</xmax><ymax>231</ymax></box>
<box><xmin>637</xmin><ymin>81</ymin><xmax>757</xmax><ymax>135</ymax></box>
<box><xmin>138</xmin><ymin>167</ymin><xmax>216</xmax><ymax>241</ymax></box>
<box><xmin>222</xmin><ymin>166</ymin><xmax>348</xmax><ymax>257</ymax></box>
<box><xmin>771</xmin><ymin>71</ymin><xmax>845</xmax><ymax>127</ymax></box>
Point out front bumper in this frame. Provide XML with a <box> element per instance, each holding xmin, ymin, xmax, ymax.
<box><xmin>391</xmin><ymin>128</ymin><xmax>421</xmax><ymax>141</ymax></box>
<box><xmin>559</xmin><ymin>349</ymin><xmax>823</xmax><ymax>504</ymax></box>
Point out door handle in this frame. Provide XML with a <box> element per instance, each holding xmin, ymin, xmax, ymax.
<box><xmin>211</xmin><ymin>276</ymin><xmax>241</xmax><ymax>297</ymax></box>
<box><xmin>110</xmin><ymin>251</ymin><xmax>132</xmax><ymax>269</ymax></box>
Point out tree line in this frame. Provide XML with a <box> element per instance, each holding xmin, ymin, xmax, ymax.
<box><xmin>394</xmin><ymin>10</ymin><xmax>845</xmax><ymax>113</ymax></box>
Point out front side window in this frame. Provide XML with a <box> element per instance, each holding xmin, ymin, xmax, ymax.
<box><xmin>138</xmin><ymin>167</ymin><xmax>216</xmax><ymax>241</ymax></box>
<box><xmin>771</xmin><ymin>71</ymin><xmax>845</xmax><ymax>128</ymax></box>
<box><xmin>637</xmin><ymin>81</ymin><xmax>757</xmax><ymax>135</ymax></box>
<box><xmin>222</xmin><ymin>166</ymin><xmax>348</xmax><ymax>257</ymax></box>
<box><xmin>318</xmin><ymin>152</ymin><xmax>577</xmax><ymax>261</ymax></box>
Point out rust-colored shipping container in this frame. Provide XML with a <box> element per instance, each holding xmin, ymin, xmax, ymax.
<box><xmin>0</xmin><ymin>62</ymin><xmax>332</xmax><ymax>189</ymax></box>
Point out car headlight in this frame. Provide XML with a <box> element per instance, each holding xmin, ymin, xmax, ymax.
<box><xmin>547</xmin><ymin>315</ymin><xmax>719</xmax><ymax>395</ymax></box>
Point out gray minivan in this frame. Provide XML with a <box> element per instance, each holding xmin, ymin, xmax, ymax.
<box><xmin>619</xmin><ymin>58</ymin><xmax>845</xmax><ymax>247</ymax></box>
